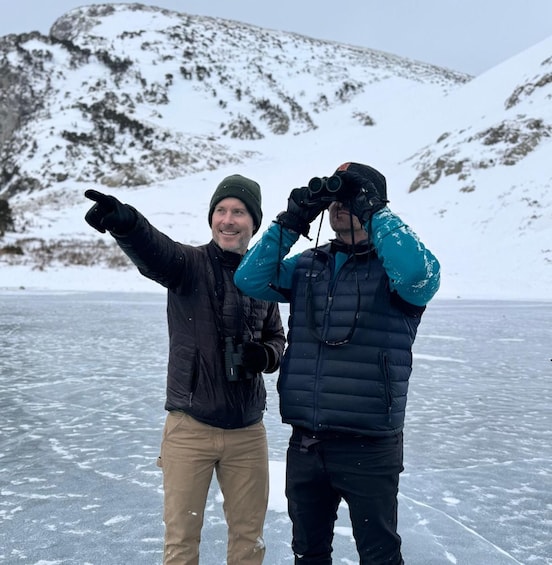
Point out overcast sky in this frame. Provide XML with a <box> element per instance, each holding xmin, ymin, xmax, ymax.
<box><xmin>1</xmin><ymin>0</ymin><xmax>551</xmax><ymax>75</ymax></box>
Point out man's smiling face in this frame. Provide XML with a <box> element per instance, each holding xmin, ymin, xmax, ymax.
<box><xmin>211</xmin><ymin>197</ymin><xmax>255</xmax><ymax>255</ymax></box>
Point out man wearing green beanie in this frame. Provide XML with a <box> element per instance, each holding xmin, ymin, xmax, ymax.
<box><xmin>208</xmin><ymin>174</ymin><xmax>263</xmax><ymax>235</ymax></box>
<box><xmin>84</xmin><ymin>174</ymin><xmax>285</xmax><ymax>564</ymax></box>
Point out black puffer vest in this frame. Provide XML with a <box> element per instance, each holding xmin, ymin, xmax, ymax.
<box><xmin>278</xmin><ymin>242</ymin><xmax>424</xmax><ymax>436</ymax></box>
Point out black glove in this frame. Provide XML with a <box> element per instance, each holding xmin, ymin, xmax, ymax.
<box><xmin>84</xmin><ymin>189</ymin><xmax>137</xmax><ymax>234</ymax></box>
<box><xmin>336</xmin><ymin>171</ymin><xmax>388</xmax><ymax>224</ymax></box>
<box><xmin>241</xmin><ymin>341</ymin><xmax>270</xmax><ymax>373</ymax></box>
<box><xmin>276</xmin><ymin>187</ymin><xmax>328</xmax><ymax>237</ymax></box>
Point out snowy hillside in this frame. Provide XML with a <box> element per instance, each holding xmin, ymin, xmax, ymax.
<box><xmin>0</xmin><ymin>3</ymin><xmax>466</xmax><ymax>196</ymax></box>
<box><xmin>394</xmin><ymin>37</ymin><xmax>552</xmax><ymax>300</ymax></box>
<box><xmin>0</xmin><ymin>3</ymin><xmax>550</xmax><ymax>300</ymax></box>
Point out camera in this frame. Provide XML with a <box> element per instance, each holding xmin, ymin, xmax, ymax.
<box><xmin>224</xmin><ymin>336</ymin><xmax>253</xmax><ymax>382</ymax></box>
<box><xmin>308</xmin><ymin>175</ymin><xmax>359</xmax><ymax>202</ymax></box>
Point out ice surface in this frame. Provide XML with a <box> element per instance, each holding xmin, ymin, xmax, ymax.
<box><xmin>0</xmin><ymin>293</ymin><xmax>550</xmax><ymax>564</ymax></box>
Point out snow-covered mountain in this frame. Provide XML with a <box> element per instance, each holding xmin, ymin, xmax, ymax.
<box><xmin>0</xmin><ymin>3</ymin><xmax>550</xmax><ymax>300</ymax></box>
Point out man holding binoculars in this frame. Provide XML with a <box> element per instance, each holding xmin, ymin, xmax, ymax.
<box><xmin>235</xmin><ymin>162</ymin><xmax>441</xmax><ymax>564</ymax></box>
<box><xmin>84</xmin><ymin>174</ymin><xmax>285</xmax><ymax>564</ymax></box>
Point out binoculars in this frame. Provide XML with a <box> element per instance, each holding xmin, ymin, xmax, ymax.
<box><xmin>307</xmin><ymin>175</ymin><xmax>358</xmax><ymax>202</ymax></box>
<box><xmin>224</xmin><ymin>336</ymin><xmax>254</xmax><ymax>382</ymax></box>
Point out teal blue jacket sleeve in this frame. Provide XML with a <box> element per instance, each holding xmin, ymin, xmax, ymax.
<box><xmin>234</xmin><ymin>222</ymin><xmax>300</xmax><ymax>303</ymax></box>
<box><xmin>369</xmin><ymin>208</ymin><xmax>441</xmax><ymax>306</ymax></box>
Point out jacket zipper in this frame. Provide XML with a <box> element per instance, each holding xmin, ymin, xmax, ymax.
<box><xmin>313</xmin><ymin>253</ymin><xmax>337</xmax><ymax>430</ymax></box>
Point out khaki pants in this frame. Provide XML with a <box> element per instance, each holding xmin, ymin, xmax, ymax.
<box><xmin>158</xmin><ymin>412</ymin><xmax>269</xmax><ymax>565</ymax></box>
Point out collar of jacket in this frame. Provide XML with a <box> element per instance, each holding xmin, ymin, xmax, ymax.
<box><xmin>209</xmin><ymin>240</ymin><xmax>242</xmax><ymax>269</ymax></box>
<box><xmin>329</xmin><ymin>238</ymin><xmax>374</xmax><ymax>257</ymax></box>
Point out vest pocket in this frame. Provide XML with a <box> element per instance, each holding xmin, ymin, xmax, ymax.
<box><xmin>379</xmin><ymin>351</ymin><xmax>393</xmax><ymax>422</ymax></box>
<box><xmin>188</xmin><ymin>348</ymin><xmax>200</xmax><ymax>406</ymax></box>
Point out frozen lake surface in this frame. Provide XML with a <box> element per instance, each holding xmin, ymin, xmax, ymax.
<box><xmin>1</xmin><ymin>292</ymin><xmax>551</xmax><ymax>564</ymax></box>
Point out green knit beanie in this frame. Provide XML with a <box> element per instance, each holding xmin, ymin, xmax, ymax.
<box><xmin>208</xmin><ymin>174</ymin><xmax>263</xmax><ymax>234</ymax></box>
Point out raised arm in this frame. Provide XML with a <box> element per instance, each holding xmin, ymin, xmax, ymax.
<box><xmin>235</xmin><ymin>184</ymin><xmax>329</xmax><ymax>302</ymax></box>
<box><xmin>368</xmin><ymin>209</ymin><xmax>440</xmax><ymax>306</ymax></box>
<box><xmin>235</xmin><ymin>222</ymin><xmax>300</xmax><ymax>302</ymax></box>
<box><xmin>337</xmin><ymin>170</ymin><xmax>440</xmax><ymax>307</ymax></box>
<box><xmin>84</xmin><ymin>189</ymin><xmax>187</xmax><ymax>289</ymax></box>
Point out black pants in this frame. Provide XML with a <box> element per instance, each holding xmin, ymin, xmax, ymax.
<box><xmin>285</xmin><ymin>428</ymin><xmax>404</xmax><ymax>565</ymax></box>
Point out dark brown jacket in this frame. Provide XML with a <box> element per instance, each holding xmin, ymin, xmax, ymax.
<box><xmin>115</xmin><ymin>211</ymin><xmax>285</xmax><ymax>428</ymax></box>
